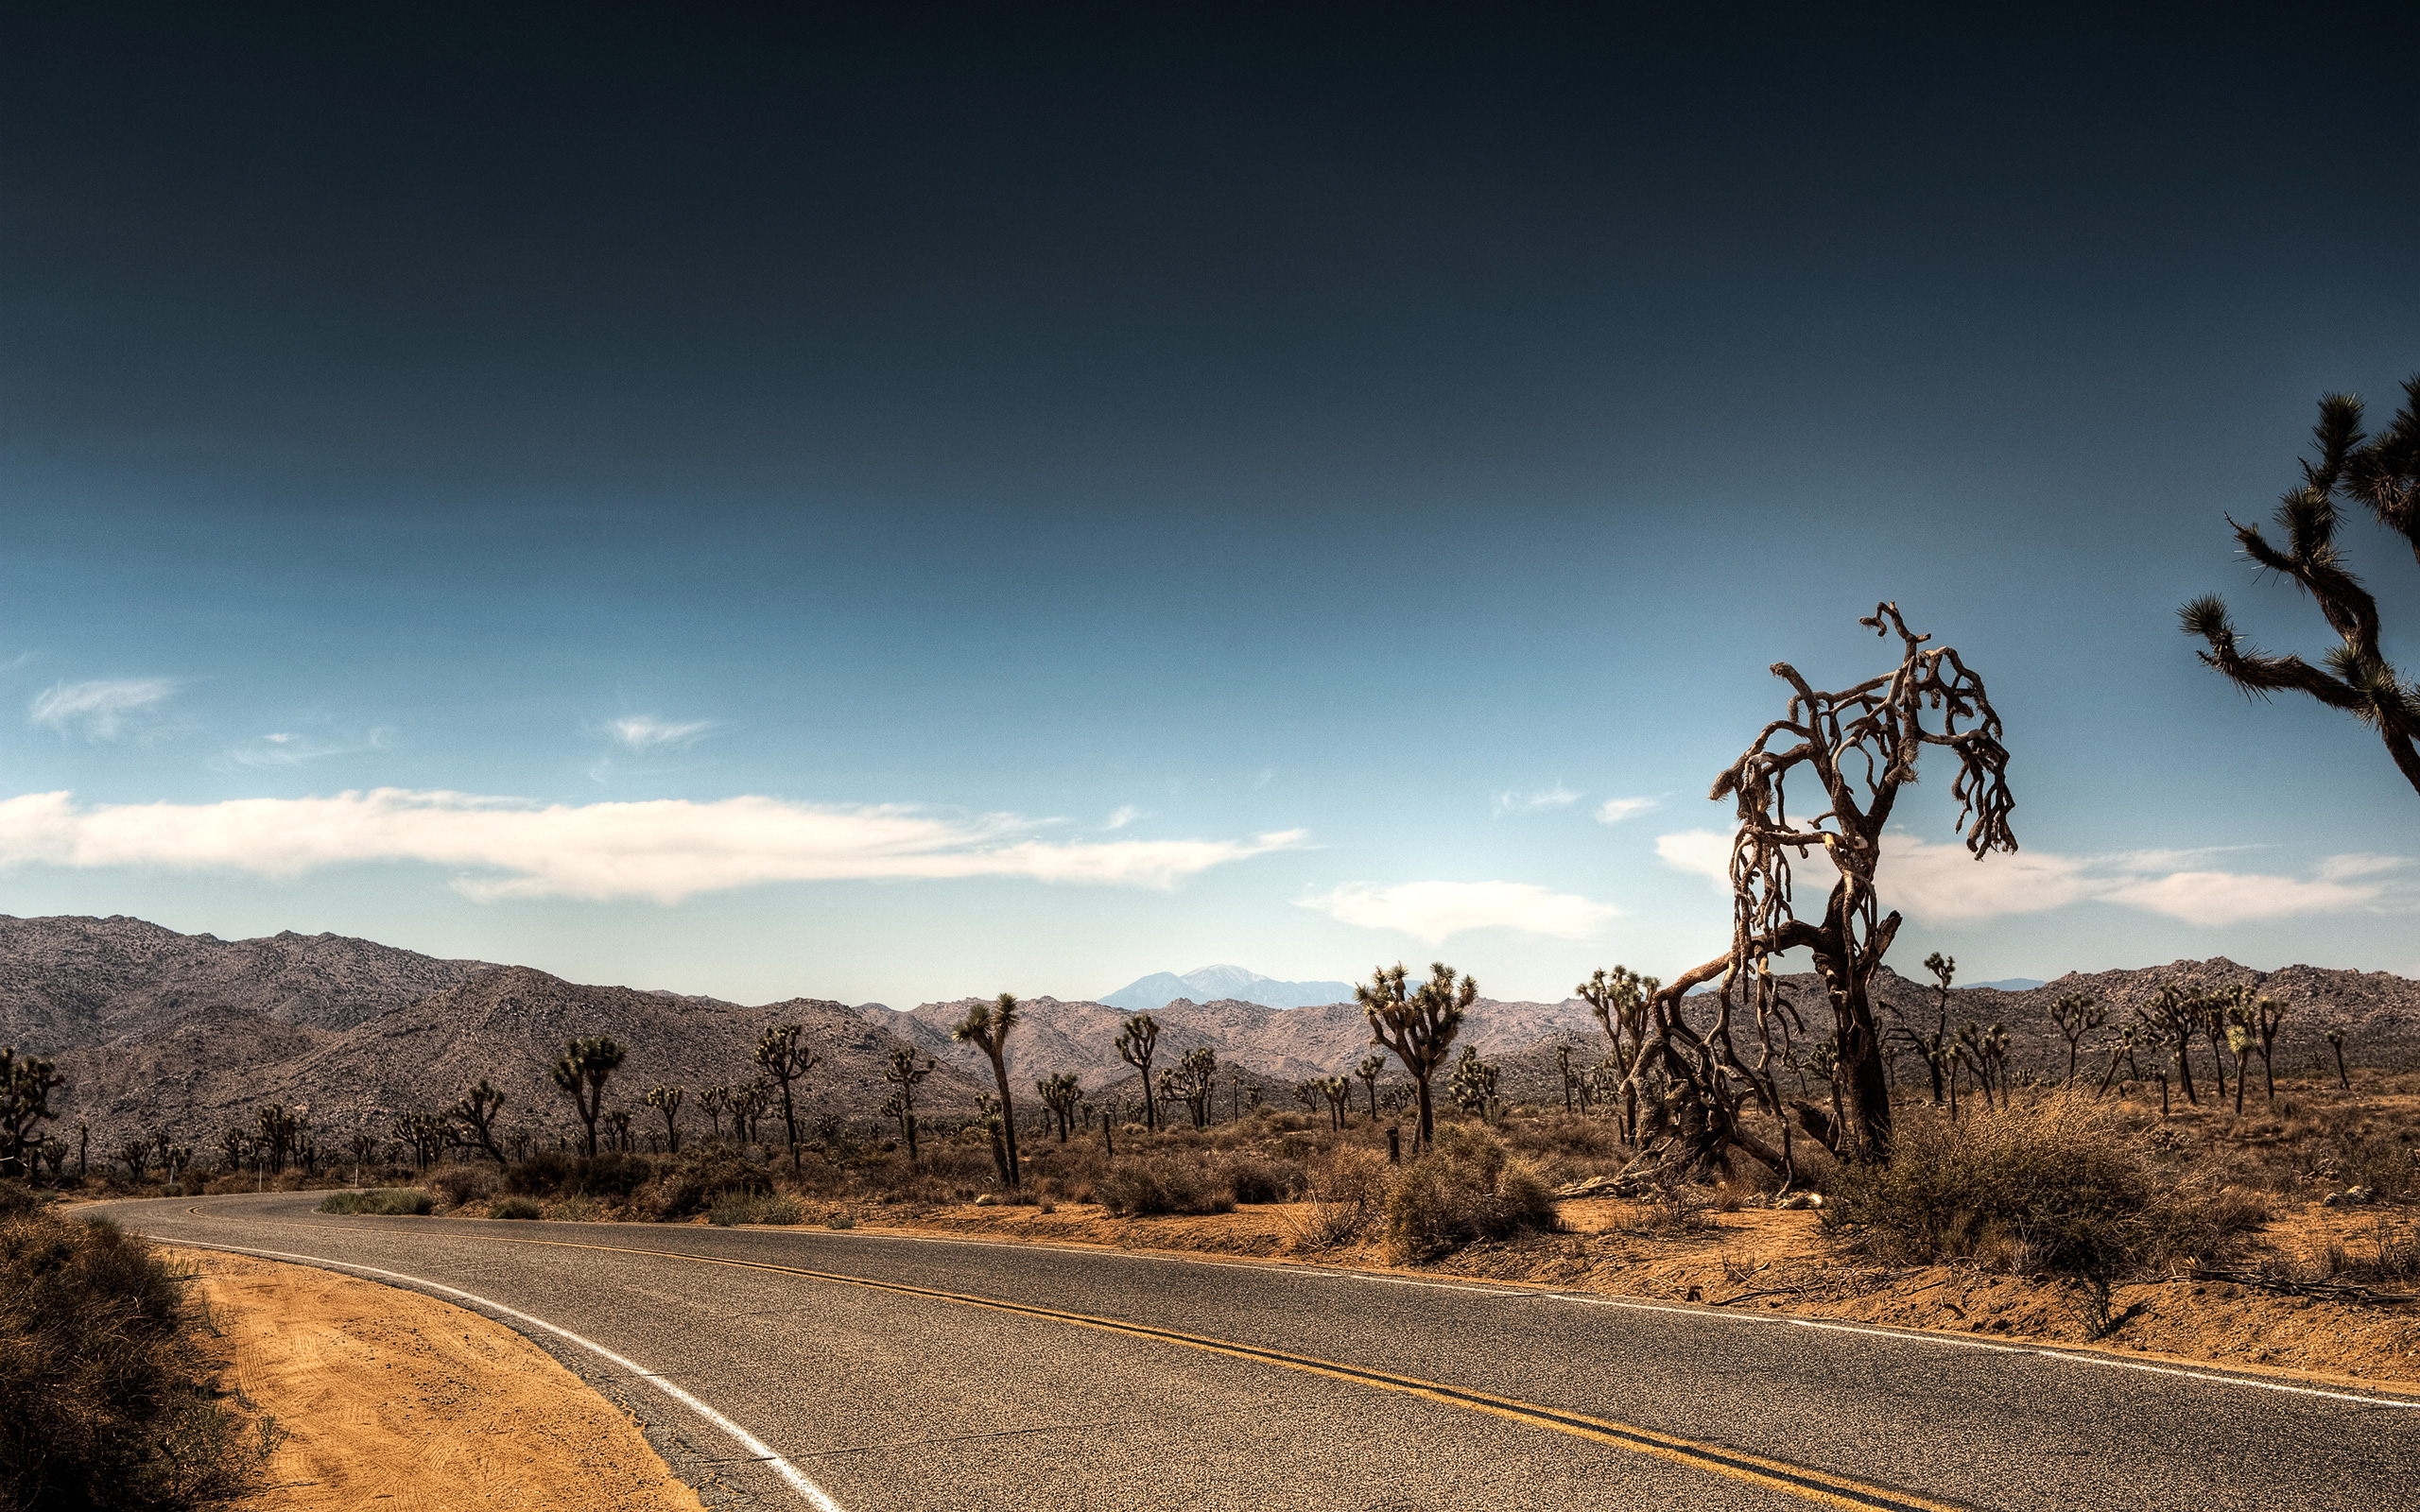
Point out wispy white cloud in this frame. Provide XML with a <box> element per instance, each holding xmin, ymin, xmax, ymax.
<box><xmin>1595</xmin><ymin>797</ymin><xmax>1657</xmax><ymax>825</ymax></box>
<box><xmin>1651</xmin><ymin>827</ymin><xmax>2413</xmax><ymax>925</ymax></box>
<box><xmin>0</xmin><ymin>788</ymin><xmax>1307</xmax><ymax>904</ymax></box>
<box><xmin>1654</xmin><ymin>830</ymin><xmax>1733</xmax><ymax>887</ymax></box>
<box><xmin>223</xmin><ymin>727</ymin><xmax>395</xmax><ymax>769</ymax></box>
<box><xmin>1104</xmin><ymin>805</ymin><xmax>1143</xmax><ymax>830</ymax></box>
<box><xmin>1299</xmin><ymin>880</ymin><xmax>1620</xmax><ymax>943</ymax></box>
<box><xmin>604</xmin><ymin>714</ymin><xmax>719</xmax><ymax>750</ymax></box>
<box><xmin>30</xmin><ymin>679</ymin><xmax>175</xmax><ymax>740</ymax></box>
<box><xmin>1491</xmin><ymin>784</ymin><xmax>1581</xmax><ymax>817</ymax></box>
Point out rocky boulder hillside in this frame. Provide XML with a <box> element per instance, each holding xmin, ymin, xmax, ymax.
<box><xmin>861</xmin><ymin>991</ymin><xmax>1606</xmax><ymax>1090</ymax></box>
<box><xmin>0</xmin><ymin>914</ymin><xmax>498</xmax><ymax>1053</ymax></box>
<box><xmin>57</xmin><ymin>963</ymin><xmax>987</xmax><ymax>1151</ymax></box>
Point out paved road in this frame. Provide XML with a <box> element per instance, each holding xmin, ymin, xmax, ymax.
<box><xmin>96</xmin><ymin>1194</ymin><xmax>2420</xmax><ymax>1511</ymax></box>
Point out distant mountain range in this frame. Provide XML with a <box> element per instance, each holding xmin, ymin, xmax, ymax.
<box><xmin>6</xmin><ymin>915</ymin><xmax>2415</xmax><ymax>1150</ymax></box>
<box><xmin>1098</xmin><ymin>965</ymin><xmax>1356</xmax><ymax>1011</ymax></box>
<box><xmin>1970</xmin><ymin>977</ymin><xmax>2046</xmax><ymax>992</ymax></box>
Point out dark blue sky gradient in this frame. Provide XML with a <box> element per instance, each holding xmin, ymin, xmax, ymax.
<box><xmin>2</xmin><ymin>5</ymin><xmax>2416</xmax><ymax>1002</ymax></box>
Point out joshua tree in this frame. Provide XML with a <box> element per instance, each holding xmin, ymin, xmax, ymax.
<box><xmin>1622</xmin><ymin>607</ymin><xmax>2015</xmax><ymax>1174</ymax></box>
<box><xmin>2135</xmin><ymin>988</ymin><xmax>2201</xmax><ymax>1107</ymax></box>
<box><xmin>2180</xmin><ymin>378</ymin><xmax>2420</xmax><ymax>797</ymax></box>
<box><xmin>1037</xmin><ymin>1071</ymin><xmax>1083</xmax><ymax>1143</ymax></box>
<box><xmin>2096</xmin><ymin>1024</ymin><xmax>2147</xmax><ymax>1097</ymax></box>
<box><xmin>2325</xmin><ymin>1026</ymin><xmax>2351</xmax><ymax>1090</ymax></box>
<box><xmin>451</xmin><ymin>1079</ymin><xmax>511</xmax><ymax>1164</ymax></box>
<box><xmin>2048</xmin><ymin>992</ymin><xmax>2107</xmax><ymax>1083</ymax></box>
<box><xmin>256</xmin><ymin>1103</ymin><xmax>302</xmax><ymax>1172</ymax></box>
<box><xmin>1359</xmin><ymin>961</ymin><xmax>1474</xmax><ymax>1153</ymax></box>
<box><xmin>218</xmin><ymin>1127</ymin><xmax>251</xmax><ymax>1173</ymax></box>
<box><xmin>1318</xmin><ymin>1074</ymin><xmax>1351</xmax><ymax>1130</ymax></box>
<box><xmin>550</xmin><ymin>1036</ymin><xmax>628</xmax><ymax>1158</ymax></box>
<box><xmin>1170</xmin><ymin>1046</ymin><xmax>1219</xmax><ymax>1131</ymax></box>
<box><xmin>954</xmin><ymin>994</ymin><xmax>1024</xmax><ymax>1187</ymax></box>
<box><xmin>347</xmin><ymin>1130</ymin><xmax>379</xmax><ymax>1172</ymax></box>
<box><xmin>1114</xmin><ymin>1013</ymin><xmax>1162</xmax><ymax>1132</ymax></box>
<box><xmin>698</xmin><ymin>1084</ymin><xmax>729</xmax><ymax>1142</ymax></box>
<box><xmin>753</xmin><ymin>1023</ymin><xmax>820</xmax><ymax>1172</ymax></box>
<box><xmin>1355</xmin><ymin>1054</ymin><xmax>1386</xmax><ymax>1121</ymax></box>
<box><xmin>604</xmin><ymin>1108</ymin><xmax>634</xmax><ymax>1154</ymax></box>
<box><xmin>1555</xmin><ymin>1044</ymin><xmax>1578</xmax><ymax>1114</ymax></box>
<box><xmin>883</xmin><ymin>1047</ymin><xmax>935</xmax><ymax>1164</ymax></box>
<box><xmin>1578</xmin><ymin>968</ymin><xmax>1654</xmax><ymax>1143</ymax></box>
<box><xmin>645</xmin><ymin>1085</ymin><xmax>684</xmax><ymax>1154</ymax></box>
<box><xmin>1957</xmin><ymin>1022</ymin><xmax>2011</xmax><ymax>1110</ymax></box>
<box><xmin>398</xmin><ymin>1110</ymin><xmax>452</xmax><ymax>1169</ymax></box>
<box><xmin>2247</xmin><ymin>992</ymin><xmax>2291</xmax><ymax>1102</ymax></box>
<box><xmin>1291</xmin><ymin>1080</ymin><xmax>1320</xmax><ymax>1116</ymax></box>
<box><xmin>115</xmin><ymin>1139</ymin><xmax>151</xmax><ymax>1181</ymax></box>
<box><xmin>0</xmin><ymin>1047</ymin><xmax>65</xmax><ymax>1177</ymax></box>
<box><xmin>1447</xmin><ymin>1048</ymin><xmax>1499</xmax><ymax>1125</ymax></box>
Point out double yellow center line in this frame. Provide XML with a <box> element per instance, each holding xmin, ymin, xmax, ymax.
<box><xmin>302</xmin><ymin>1221</ymin><xmax>1968</xmax><ymax>1512</ymax></box>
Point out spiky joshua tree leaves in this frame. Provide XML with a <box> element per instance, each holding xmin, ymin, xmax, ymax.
<box><xmin>2181</xmin><ymin>378</ymin><xmax>2420</xmax><ymax>795</ymax></box>
<box><xmin>1036</xmin><ymin>1071</ymin><xmax>1083</xmax><ymax>1142</ymax></box>
<box><xmin>1114</xmin><ymin>1012</ymin><xmax>1162</xmax><ymax>1132</ymax></box>
<box><xmin>1633</xmin><ymin>605</ymin><xmax>2016</xmax><ymax>1174</ymax></box>
<box><xmin>551</xmin><ymin>1036</ymin><xmax>627</xmax><ymax>1159</ymax></box>
<box><xmin>1359</xmin><ymin>962</ymin><xmax>1474</xmax><ymax>1153</ymax></box>
<box><xmin>0</xmin><ymin>1047</ymin><xmax>65</xmax><ymax>1179</ymax></box>
<box><xmin>955</xmin><ymin>993</ymin><xmax>1024</xmax><ymax>1188</ymax></box>
<box><xmin>645</xmin><ymin>1085</ymin><xmax>685</xmax><ymax>1154</ymax></box>
<box><xmin>754</xmin><ymin>1023</ymin><xmax>821</xmax><ymax>1173</ymax></box>
<box><xmin>451</xmin><ymin>1079</ymin><xmax>510</xmax><ymax>1164</ymax></box>
<box><xmin>885</xmin><ymin>1047</ymin><xmax>936</xmax><ymax>1163</ymax></box>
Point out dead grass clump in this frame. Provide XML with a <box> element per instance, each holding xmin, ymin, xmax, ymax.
<box><xmin>641</xmin><ymin>1146</ymin><xmax>770</xmax><ymax>1220</ymax></box>
<box><xmin>0</xmin><ymin>1186</ymin><xmax>271</xmax><ymax>1510</ymax></box>
<box><xmin>1383</xmin><ymin>1125</ymin><xmax>1559</xmax><ymax>1263</ymax></box>
<box><xmin>1219</xmin><ymin>1154</ymin><xmax>1307</xmax><ymax>1204</ymax></box>
<box><xmin>1825</xmin><ymin>1091</ymin><xmax>2247</xmax><ymax>1278</ymax></box>
<box><xmin>1098</xmin><ymin>1156</ymin><xmax>1236</xmax><ymax>1217</ymax></box>
<box><xmin>1288</xmin><ymin>1147</ymin><xmax>1394</xmax><ymax>1253</ymax></box>
<box><xmin>427</xmin><ymin>1163</ymin><xmax>498</xmax><ymax>1210</ymax></box>
<box><xmin>315</xmin><ymin>1187</ymin><xmax>433</xmax><ymax>1216</ymax></box>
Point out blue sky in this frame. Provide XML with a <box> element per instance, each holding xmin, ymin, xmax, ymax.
<box><xmin>2</xmin><ymin>7</ymin><xmax>2416</xmax><ymax>1006</ymax></box>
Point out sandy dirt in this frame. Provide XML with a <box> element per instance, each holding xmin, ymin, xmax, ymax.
<box><xmin>169</xmin><ymin>1247</ymin><xmax>704</xmax><ymax>1512</ymax></box>
<box><xmin>822</xmin><ymin>1194</ymin><xmax>2420</xmax><ymax>1393</ymax></box>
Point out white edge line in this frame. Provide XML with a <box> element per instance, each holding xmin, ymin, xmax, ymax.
<box><xmin>167</xmin><ymin>1240</ymin><xmax>847</xmax><ymax>1510</ymax></box>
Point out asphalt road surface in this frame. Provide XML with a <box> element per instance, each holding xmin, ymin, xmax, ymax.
<box><xmin>96</xmin><ymin>1194</ymin><xmax>2420</xmax><ymax>1511</ymax></box>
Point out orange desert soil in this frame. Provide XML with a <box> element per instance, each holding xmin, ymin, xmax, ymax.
<box><xmin>169</xmin><ymin>1247</ymin><xmax>704</xmax><ymax>1512</ymax></box>
<box><xmin>820</xmin><ymin>1194</ymin><xmax>2420</xmax><ymax>1394</ymax></box>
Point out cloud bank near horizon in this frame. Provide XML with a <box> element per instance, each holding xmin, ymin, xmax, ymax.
<box><xmin>1652</xmin><ymin>829</ymin><xmax>2413</xmax><ymax>927</ymax></box>
<box><xmin>1299</xmin><ymin>879</ymin><xmax>1619</xmax><ymax>943</ymax></box>
<box><xmin>0</xmin><ymin>788</ymin><xmax>1305</xmax><ymax>903</ymax></box>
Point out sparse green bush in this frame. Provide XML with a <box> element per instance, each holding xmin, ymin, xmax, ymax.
<box><xmin>1098</xmin><ymin>1156</ymin><xmax>1235</xmax><ymax>1217</ymax></box>
<box><xmin>1824</xmin><ymin>1091</ymin><xmax>2254</xmax><ymax>1277</ymax></box>
<box><xmin>488</xmin><ymin>1196</ymin><xmax>543</xmax><ymax>1220</ymax></box>
<box><xmin>0</xmin><ymin>1192</ymin><xmax>269</xmax><ymax>1510</ymax></box>
<box><xmin>317</xmin><ymin>1188</ymin><xmax>434</xmax><ymax>1216</ymax></box>
<box><xmin>1383</xmin><ymin>1124</ymin><xmax>1557</xmax><ymax>1262</ymax></box>
<box><xmin>824</xmin><ymin>1212</ymin><xmax>856</xmax><ymax>1230</ymax></box>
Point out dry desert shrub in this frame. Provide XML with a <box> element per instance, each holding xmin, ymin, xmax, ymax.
<box><xmin>0</xmin><ymin>1184</ymin><xmax>271</xmax><ymax>1512</ymax></box>
<box><xmin>427</xmin><ymin>1163</ymin><xmax>497</xmax><ymax>1210</ymax></box>
<box><xmin>315</xmin><ymin>1187</ymin><xmax>433</xmax><ymax>1215</ymax></box>
<box><xmin>1383</xmin><ymin>1124</ymin><xmax>1559</xmax><ymax>1263</ymax></box>
<box><xmin>1096</xmin><ymin>1155</ymin><xmax>1236</xmax><ymax>1217</ymax></box>
<box><xmin>1288</xmin><ymin>1146</ymin><xmax>1393</xmax><ymax>1252</ymax></box>
<box><xmin>1824</xmin><ymin>1091</ymin><xmax>2256</xmax><ymax>1277</ymax></box>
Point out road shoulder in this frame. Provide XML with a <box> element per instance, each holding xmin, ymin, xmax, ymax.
<box><xmin>171</xmin><ymin>1246</ymin><xmax>709</xmax><ymax>1512</ymax></box>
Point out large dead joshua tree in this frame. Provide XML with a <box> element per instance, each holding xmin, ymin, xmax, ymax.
<box><xmin>1627</xmin><ymin>604</ymin><xmax>2015</xmax><ymax>1174</ymax></box>
<box><xmin>2181</xmin><ymin>377</ymin><xmax>2420</xmax><ymax>795</ymax></box>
